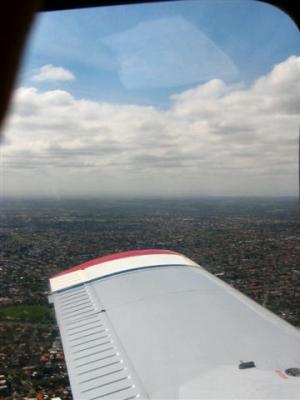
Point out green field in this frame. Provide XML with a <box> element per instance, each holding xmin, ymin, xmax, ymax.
<box><xmin>0</xmin><ymin>305</ymin><xmax>53</xmax><ymax>322</ymax></box>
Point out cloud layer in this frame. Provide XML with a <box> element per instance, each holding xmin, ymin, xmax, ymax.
<box><xmin>31</xmin><ymin>64</ymin><xmax>75</xmax><ymax>82</ymax></box>
<box><xmin>2</xmin><ymin>56</ymin><xmax>299</xmax><ymax>197</ymax></box>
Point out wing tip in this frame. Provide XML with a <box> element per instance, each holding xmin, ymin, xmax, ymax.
<box><xmin>50</xmin><ymin>248</ymin><xmax>180</xmax><ymax>279</ymax></box>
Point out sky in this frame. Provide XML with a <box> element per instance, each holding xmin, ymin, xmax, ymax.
<box><xmin>1</xmin><ymin>0</ymin><xmax>299</xmax><ymax>198</ymax></box>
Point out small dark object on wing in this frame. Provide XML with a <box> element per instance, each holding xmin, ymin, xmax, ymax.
<box><xmin>285</xmin><ymin>368</ymin><xmax>300</xmax><ymax>377</ymax></box>
<box><xmin>239</xmin><ymin>361</ymin><xmax>256</xmax><ymax>369</ymax></box>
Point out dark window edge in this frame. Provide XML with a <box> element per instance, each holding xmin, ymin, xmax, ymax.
<box><xmin>40</xmin><ymin>0</ymin><xmax>300</xmax><ymax>29</ymax></box>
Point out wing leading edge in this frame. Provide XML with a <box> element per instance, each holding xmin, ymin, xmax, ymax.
<box><xmin>49</xmin><ymin>249</ymin><xmax>300</xmax><ymax>399</ymax></box>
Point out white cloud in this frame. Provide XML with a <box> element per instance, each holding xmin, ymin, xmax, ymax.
<box><xmin>2</xmin><ymin>56</ymin><xmax>299</xmax><ymax>197</ymax></box>
<box><xmin>31</xmin><ymin>64</ymin><xmax>75</xmax><ymax>82</ymax></box>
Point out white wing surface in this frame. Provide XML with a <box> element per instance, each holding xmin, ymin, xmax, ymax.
<box><xmin>49</xmin><ymin>249</ymin><xmax>300</xmax><ymax>399</ymax></box>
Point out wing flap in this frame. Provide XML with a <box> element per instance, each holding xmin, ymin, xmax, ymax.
<box><xmin>51</xmin><ymin>283</ymin><xmax>147</xmax><ymax>400</ymax></box>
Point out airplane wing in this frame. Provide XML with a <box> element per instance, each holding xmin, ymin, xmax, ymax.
<box><xmin>49</xmin><ymin>249</ymin><xmax>300</xmax><ymax>399</ymax></box>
